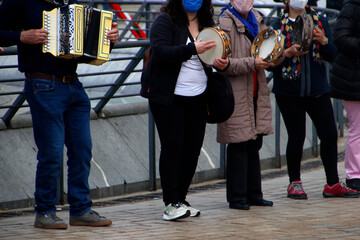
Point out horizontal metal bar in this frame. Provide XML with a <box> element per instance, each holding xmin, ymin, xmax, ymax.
<box><xmin>0</xmin><ymin>91</ymin><xmax>23</xmax><ymax>96</ymax></box>
<box><xmin>89</xmin><ymin>93</ymin><xmax>139</xmax><ymax>101</ymax></box>
<box><xmin>0</xmin><ymin>78</ymin><xmax>24</xmax><ymax>83</ymax></box>
<box><xmin>0</xmin><ymin>65</ymin><xmax>19</xmax><ymax>69</ymax></box>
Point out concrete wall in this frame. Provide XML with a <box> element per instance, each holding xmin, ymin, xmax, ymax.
<box><xmin>0</xmin><ymin>96</ymin><xmax>315</xmax><ymax>211</ymax></box>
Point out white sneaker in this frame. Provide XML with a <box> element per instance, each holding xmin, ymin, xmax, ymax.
<box><xmin>180</xmin><ymin>201</ymin><xmax>200</xmax><ymax>217</ymax></box>
<box><xmin>163</xmin><ymin>203</ymin><xmax>190</xmax><ymax>221</ymax></box>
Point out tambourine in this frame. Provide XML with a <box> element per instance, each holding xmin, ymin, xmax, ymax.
<box><xmin>251</xmin><ymin>28</ymin><xmax>284</xmax><ymax>63</ymax></box>
<box><xmin>293</xmin><ymin>13</ymin><xmax>314</xmax><ymax>52</ymax></box>
<box><xmin>197</xmin><ymin>27</ymin><xmax>231</xmax><ymax>65</ymax></box>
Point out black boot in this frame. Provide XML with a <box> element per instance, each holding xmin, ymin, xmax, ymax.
<box><xmin>229</xmin><ymin>200</ymin><xmax>250</xmax><ymax>210</ymax></box>
<box><xmin>346</xmin><ymin>179</ymin><xmax>360</xmax><ymax>191</ymax></box>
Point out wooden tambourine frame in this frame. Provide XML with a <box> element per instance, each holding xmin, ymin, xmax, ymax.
<box><xmin>197</xmin><ymin>27</ymin><xmax>231</xmax><ymax>66</ymax></box>
<box><xmin>251</xmin><ymin>28</ymin><xmax>285</xmax><ymax>63</ymax></box>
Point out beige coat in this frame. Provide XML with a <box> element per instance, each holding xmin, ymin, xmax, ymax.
<box><xmin>216</xmin><ymin>9</ymin><xmax>273</xmax><ymax>144</ymax></box>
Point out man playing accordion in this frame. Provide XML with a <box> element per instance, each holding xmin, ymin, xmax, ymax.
<box><xmin>0</xmin><ymin>0</ymin><xmax>119</xmax><ymax>229</ymax></box>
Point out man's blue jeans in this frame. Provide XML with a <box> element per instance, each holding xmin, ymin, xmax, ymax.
<box><xmin>25</xmin><ymin>77</ymin><xmax>93</xmax><ymax>216</ymax></box>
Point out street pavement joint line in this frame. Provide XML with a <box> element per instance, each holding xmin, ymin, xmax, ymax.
<box><xmin>91</xmin><ymin>158</ymin><xmax>110</xmax><ymax>187</ymax></box>
<box><xmin>202</xmin><ymin>148</ymin><xmax>215</xmax><ymax>169</ymax></box>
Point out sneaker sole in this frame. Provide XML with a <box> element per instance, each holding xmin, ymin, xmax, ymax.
<box><xmin>163</xmin><ymin>210</ymin><xmax>190</xmax><ymax>221</ymax></box>
<box><xmin>190</xmin><ymin>211</ymin><xmax>200</xmax><ymax>217</ymax></box>
<box><xmin>287</xmin><ymin>194</ymin><xmax>308</xmax><ymax>200</ymax></box>
<box><xmin>323</xmin><ymin>193</ymin><xmax>360</xmax><ymax>198</ymax></box>
<box><xmin>69</xmin><ymin>220</ymin><xmax>112</xmax><ymax>227</ymax></box>
<box><xmin>34</xmin><ymin>222</ymin><xmax>68</xmax><ymax>229</ymax></box>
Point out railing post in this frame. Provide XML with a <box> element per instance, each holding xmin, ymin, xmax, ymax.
<box><xmin>145</xmin><ymin>2</ymin><xmax>151</xmax><ymax>38</ymax></box>
<box><xmin>275</xmin><ymin>102</ymin><xmax>281</xmax><ymax>168</ymax></box>
<box><xmin>220</xmin><ymin>144</ymin><xmax>226</xmax><ymax>179</ymax></box>
<box><xmin>148</xmin><ymin>105</ymin><xmax>156</xmax><ymax>191</ymax></box>
<box><xmin>312</xmin><ymin>123</ymin><xmax>319</xmax><ymax>157</ymax></box>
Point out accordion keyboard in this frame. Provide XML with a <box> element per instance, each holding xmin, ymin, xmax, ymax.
<box><xmin>43</xmin><ymin>8</ymin><xmax>60</xmax><ymax>56</ymax></box>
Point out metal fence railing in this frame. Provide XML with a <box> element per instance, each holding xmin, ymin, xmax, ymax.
<box><xmin>0</xmin><ymin>1</ymin><xmax>342</xmax><ymax>189</ymax></box>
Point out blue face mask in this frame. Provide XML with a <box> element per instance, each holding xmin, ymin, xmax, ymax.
<box><xmin>183</xmin><ymin>0</ymin><xmax>203</xmax><ymax>13</ymax></box>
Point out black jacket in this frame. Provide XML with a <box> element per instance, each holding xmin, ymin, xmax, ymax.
<box><xmin>327</xmin><ymin>0</ymin><xmax>345</xmax><ymax>10</ymax></box>
<box><xmin>140</xmin><ymin>13</ymin><xmax>212</xmax><ymax>106</ymax></box>
<box><xmin>329</xmin><ymin>0</ymin><xmax>360</xmax><ymax>101</ymax></box>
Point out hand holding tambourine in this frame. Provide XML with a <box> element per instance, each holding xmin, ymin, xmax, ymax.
<box><xmin>197</xmin><ymin>27</ymin><xmax>231</xmax><ymax>66</ymax></box>
<box><xmin>251</xmin><ymin>28</ymin><xmax>285</xmax><ymax>64</ymax></box>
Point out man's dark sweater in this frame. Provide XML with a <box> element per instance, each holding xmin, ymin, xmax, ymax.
<box><xmin>0</xmin><ymin>0</ymin><xmax>78</xmax><ymax>76</ymax></box>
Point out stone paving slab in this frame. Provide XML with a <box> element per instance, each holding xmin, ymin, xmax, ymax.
<box><xmin>1</xmin><ymin>159</ymin><xmax>360</xmax><ymax>240</ymax></box>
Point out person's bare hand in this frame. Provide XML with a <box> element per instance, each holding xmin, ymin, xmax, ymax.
<box><xmin>194</xmin><ymin>38</ymin><xmax>216</xmax><ymax>54</ymax></box>
<box><xmin>255</xmin><ymin>57</ymin><xmax>275</xmax><ymax>70</ymax></box>
<box><xmin>20</xmin><ymin>29</ymin><xmax>49</xmax><ymax>45</ymax></box>
<box><xmin>213</xmin><ymin>57</ymin><xmax>228</xmax><ymax>70</ymax></box>
<box><xmin>285</xmin><ymin>44</ymin><xmax>308</xmax><ymax>58</ymax></box>
<box><xmin>313</xmin><ymin>26</ymin><xmax>327</xmax><ymax>45</ymax></box>
<box><xmin>107</xmin><ymin>22</ymin><xmax>119</xmax><ymax>43</ymax></box>
<box><xmin>0</xmin><ymin>47</ymin><xmax>3</xmax><ymax>52</ymax></box>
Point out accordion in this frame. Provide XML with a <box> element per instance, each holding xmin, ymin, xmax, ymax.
<box><xmin>42</xmin><ymin>4</ymin><xmax>113</xmax><ymax>65</ymax></box>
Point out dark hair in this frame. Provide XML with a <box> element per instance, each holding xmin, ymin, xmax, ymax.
<box><xmin>161</xmin><ymin>0</ymin><xmax>214</xmax><ymax>30</ymax></box>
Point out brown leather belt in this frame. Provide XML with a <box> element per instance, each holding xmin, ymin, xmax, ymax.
<box><xmin>26</xmin><ymin>72</ymin><xmax>77</xmax><ymax>83</ymax></box>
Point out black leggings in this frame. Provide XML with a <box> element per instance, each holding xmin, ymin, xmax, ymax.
<box><xmin>149</xmin><ymin>93</ymin><xmax>207</xmax><ymax>205</ymax></box>
<box><xmin>226</xmin><ymin>136</ymin><xmax>263</xmax><ymax>203</ymax></box>
<box><xmin>276</xmin><ymin>94</ymin><xmax>339</xmax><ymax>185</ymax></box>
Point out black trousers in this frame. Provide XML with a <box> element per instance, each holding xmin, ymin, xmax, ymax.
<box><xmin>149</xmin><ymin>93</ymin><xmax>207</xmax><ymax>205</ymax></box>
<box><xmin>226</xmin><ymin>136</ymin><xmax>264</xmax><ymax>203</ymax></box>
<box><xmin>276</xmin><ymin>94</ymin><xmax>339</xmax><ymax>185</ymax></box>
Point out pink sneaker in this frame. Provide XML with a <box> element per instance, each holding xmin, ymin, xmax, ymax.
<box><xmin>287</xmin><ymin>180</ymin><xmax>307</xmax><ymax>199</ymax></box>
<box><xmin>323</xmin><ymin>180</ymin><xmax>360</xmax><ymax>198</ymax></box>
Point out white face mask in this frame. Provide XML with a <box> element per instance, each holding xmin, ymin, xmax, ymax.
<box><xmin>289</xmin><ymin>0</ymin><xmax>308</xmax><ymax>10</ymax></box>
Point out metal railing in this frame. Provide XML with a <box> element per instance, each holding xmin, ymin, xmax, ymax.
<box><xmin>0</xmin><ymin>1</ymin><xmax>342</xmax><ymax>191</ymax></box>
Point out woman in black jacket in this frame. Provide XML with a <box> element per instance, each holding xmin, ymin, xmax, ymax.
<box><xmin>141</xmin><ymin>0</ymin><xmax>228</xmax><ymax>221</ymax></box>
<box><xmin>330</xmin><ymin>0</ymin><xmax>360</xmax><ymax>191</ymax></box>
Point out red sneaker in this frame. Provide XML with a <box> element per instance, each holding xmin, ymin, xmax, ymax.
<box><xmin>323</xmin><ymin>180</ymin><xmax>360</xmax><ymax>198</ymax></box>
<box><xmin>287</xmin><ymin>180</ymin><xmax>308</xmax><ymax>199</ymax></box>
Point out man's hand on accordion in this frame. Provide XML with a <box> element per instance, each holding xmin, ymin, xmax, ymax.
<box><xmin>107</xmin><ymin>22</ymin><xmax>119</xmax><ymax>44</ymax></box>
<box><xmin>20</xmin><ymin>29</ymin><xmax>49</xmax><ymax>45</ymax></box>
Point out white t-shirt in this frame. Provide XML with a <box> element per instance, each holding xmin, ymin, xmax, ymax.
<box><xmin>174</xmin><ymin>38</ymin><xmax>207</xmax><ymax>96</ymax></box>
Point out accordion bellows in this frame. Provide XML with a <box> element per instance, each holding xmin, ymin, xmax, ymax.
<box><xmin>42</xmin><ymin>4</ymin><xmax>113</xmax><ymax>65</ymax></box>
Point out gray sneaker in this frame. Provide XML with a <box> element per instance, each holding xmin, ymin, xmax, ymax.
<box><xmin>69</xmin><ymin>210</ymin><xmax>112</xmax><ymax>227</ymax></box>
<box><xmin>34</xmin><ymin>213</ymin><xmax>68</xmax><ymax>229</ymax></box>
<box><xmin>163</xmin><ymin>203</ymin><xmax>190</xmax><ymax>221</ymax></box>
<box><xmin>179</xmin><ymin>201</ymin><xmax>200</xmax><ymax>217</ymax></box>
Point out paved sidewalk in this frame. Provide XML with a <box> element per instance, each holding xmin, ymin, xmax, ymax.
<box><xmin>1</xmin><ymin>157</ymin><xmax>360</xmax><ymax>240</ymax></box>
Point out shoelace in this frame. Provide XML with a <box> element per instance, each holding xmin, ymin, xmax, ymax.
<box><xmin>48</xmin><ymin>213</ymin><xmax>63</xmax><ymax>222</ymax></box>
<box><xmin>290</xmin><ymin>183</ymin><xmax>304</xmax><ymax>193</ymax></box>
<box><xmin>88</xmin><ymin>210</ymin><xmax>99</xmax><ymax>216</ymax></box>
<box><xmin>89</xmin><ymin>210</ymin><xmax>106</xmax><ymax>219</ymax></box>
<box><xmin>174</xmin><ymin>203</ymin><xmax>182</xmax><ymax>208</ymax></box>
<box><xmin>339</xmin><ymin>181</ymin><xmax>352</xmax><ymax>191</ymax></box>
<box><xmin>165</xmin><ymin>204</ymin><xmax>180</xmax><ymax>215</ymax></box>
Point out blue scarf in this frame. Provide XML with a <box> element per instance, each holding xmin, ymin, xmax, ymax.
<box><xmin>220</xmin><ymin>4</ymin><xmax>258</xmax><ymax>39</ymax></box>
